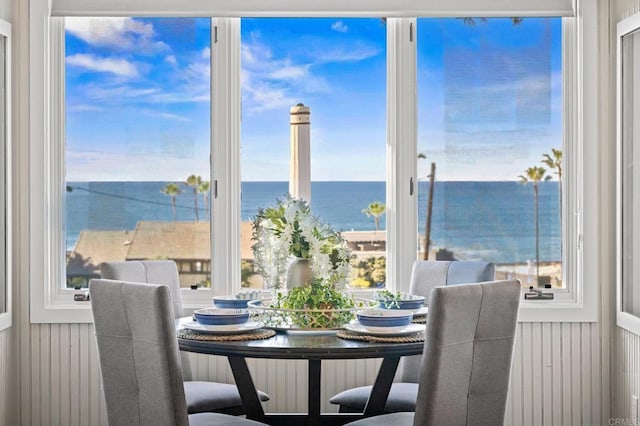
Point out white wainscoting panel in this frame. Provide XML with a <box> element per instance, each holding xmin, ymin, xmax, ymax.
<box><xmin>0</xmin><ymin>328</ymin><xmax>11</xmax><ymax>426</ymax></box>
<box><xmin>8</xmin><ymin>321</ymin><xmax>604</xmax><ymax>426</ymax></box>
<box><xmin>614</xmin><ymin>327</ymin><xmax>640</xmax><ymax>424</ymax></box>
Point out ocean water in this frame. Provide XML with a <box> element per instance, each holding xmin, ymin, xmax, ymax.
<box><xmin>65</xmin><ymin>180</ymin><xmax>560</xmax><ymax>264</ymax></box>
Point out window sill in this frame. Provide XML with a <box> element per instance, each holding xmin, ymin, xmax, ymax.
<box><xmin>0</xmin><ymin>312</ymin><xmax>11</xmax><ymax>331</ymax></box>
<box><xmin>29</xmin><ymin>287</ymin><xmax>598</xmax><ymax>324</ymax></box>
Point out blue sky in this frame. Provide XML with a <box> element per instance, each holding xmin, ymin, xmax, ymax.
<box><xmin>64</xmin><ymin>17</ymin><xmax>561</xmax><ymax>182</ymax></box>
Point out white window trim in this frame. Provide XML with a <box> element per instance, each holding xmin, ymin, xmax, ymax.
<box><xmin>51</xmin><ymin>0</ymin><xmax>575</xmax><ymax>18</ymax></box>
<box><xmin>616</xmin><ymin>12</ymin><xmax>640</xmax><ymax>335</ymax></box>
<box><xmin>0</xmin><ymin>18</ymin><xmax>11</xmax><ymax>332</ymax></box>
<box><xmin>517</xmin><ymin>0</ymin><xmax>599</xmax><ymax>322</ymax></box>
<box><xmin>28</xmin><ymin>0</ymin><xmax>598</xmax><ymax>323</ymax></box>
<box><xmin>386</xmin><ymin>18</ymin><xmax>418</xmax><ymax>296</ymax></box>
<box><xmin>179</xmin><ymin>18</ymin><xmax>242</xmax><ymax>309</ymax></box>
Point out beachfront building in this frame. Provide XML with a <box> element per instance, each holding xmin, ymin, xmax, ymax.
<box><xmin>3</xmin><ymin>1</ymin><xmax>639</xmax><ymax>426</ymax></box>
<box><xmin>66</xmin><ymin>221</ymin><xmax>394</xmax><ymax>289</ymax></box>
<box><xmin>67</xmin><ymin>222</ymin><xmax>212</xmax><ymax>288</ymax></box>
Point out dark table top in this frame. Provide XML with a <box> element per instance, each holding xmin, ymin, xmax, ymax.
<box><xmin>177</xmin><ymin>319</ymin><xmax>425</xmax><ymax>360</ymax></box>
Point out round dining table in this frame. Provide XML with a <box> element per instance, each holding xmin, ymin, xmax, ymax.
<box><xmin>177</xmin><ymin>319</ymin><xmax>425</xmax><ymax>426</ymax></box>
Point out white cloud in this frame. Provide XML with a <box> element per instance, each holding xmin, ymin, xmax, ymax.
<box><xmin>237</xmin><ymin>30</ymin><xmax>381</xmax><ymax>113</ymax></box>
<box><xmin>331</xmin><ymin>21</ymin><xmax>348</xmax><ymax>33</ymax></box>
<box><xmin>81</xmin><ymin>83</ymin><xmax>160</xmax><ymax>100</ymax></box>
<box><xmin>67</xmin><ymin>104</ymin><xmax>104</xmax><ymax>112</ymax></box>
<box><xmin>165</xmin><ymin>55</ymin><xmax>177</xmax><ymax>65</ymax></box>
<box><xmin>316</xmin><ymin>44</ymin><xmax>379</xmax><ymax>63</ymax></box>
<box><xmin>269</xmin><ymin>64</ymin><xmax>309</xmax><ymax>80</ymax></box>
<box><xmin>140</xmin><ymin>109</ymin><xmax>192</xmax><ymax>122</ymax></box>
<box><xmin>66</xmin><ymin>54</ymin><xmax>139</xmax><ymax>77</ymax></box>
<box><xmin>65</xmin><ymin>17</ymin><xmax>168</xmax><ymax>53</ymax></box>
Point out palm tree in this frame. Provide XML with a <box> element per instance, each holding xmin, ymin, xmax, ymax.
<box><xmin>362</xmin><ymin>201</ymin><xmax>385</xmax><ymax>232</ymax></box>
<box><xmin>185</xmin><ymin>174</ymin><xmax>202</xmax><ymax>221</ymax></box>
<box><xmin>418</xmin><ymin>153</ymin><xmax>436</xmax><ymax>260</ymax></box>
<box><xmin>199</xmin><ymin>180</ymin><xmax>211</xmax><ymax>219</ymax></box>
<box><xmin>519</xmin><ymin>166</ymin><xmax>552</xmax><ymax>286</ymax></box>
<box><xmin>161</xmin><ymin>183</ymin><xmax>182</xmax><ymax>222</ymax></box>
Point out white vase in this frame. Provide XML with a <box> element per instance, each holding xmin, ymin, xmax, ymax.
<box><xmin>286</xmin><ymin>257</ymin><xmax>314</xmax><ymax>289</ymax></box>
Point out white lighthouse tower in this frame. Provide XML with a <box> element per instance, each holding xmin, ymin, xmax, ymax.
<box><xmin>289</xmin><ymin>103</ymin><xmax>311</xmax><ymax>203</ymax></box>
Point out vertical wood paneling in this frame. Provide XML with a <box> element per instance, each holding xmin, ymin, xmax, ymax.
<box><xmin>0</xmin><ymin>329</ymin><xmax>8</xmax><ymax>426</ymax></box>
<box><xmin>1</xmin><ymin>320</ymin><xmax>607</xmax><ymax>425</ymax></box>
<box><xmin>60</xmin><ymin>324</ymin><xmax>71</xmax><ymax>426</ymax></box>
<box><xmin>50</xmin><ymin>324</ymin><xmax>60</xmax><ymax>426</ymax></box>
<box><xmin>614</xmin><ymin>327</ymin><xmax>640</xmax><ymax>423</ymax></box>
<box><xmin>40</xmin><ymin>324</ymin><xmax>51</xmax><ymax>426</ymax></box>
<box><xmin>551</xmin><ymin>322</ymin><xmax>563</xmax><ymax>426</ymax></box>
<box><xmin>542</xmin><ymin>323</ymin><xmax>553</xmax><ymax>426</ymax></box>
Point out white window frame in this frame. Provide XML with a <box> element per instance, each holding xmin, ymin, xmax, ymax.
<box><xmin>0</xmin><ymin>18</ymin><xmax>11</xmax><ymax>332</ymax></box>
<box><xmin>616</xmin><ymin>12</ymin><xmax>640</xmax><ymax>335</ymax></box>
<box><xmin>28</xmin><ymin>0</ymin><xmax>598</xmax><ymax>323</ymax></box>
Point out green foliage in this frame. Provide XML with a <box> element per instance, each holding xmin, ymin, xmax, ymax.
<box><xmin>256</xmin><ymin>199</ymin><xmax>311</xmax><ymax>258</ymax></box>
<box><xmin>362</xmin><ymin>201</ymin><xmax>386</xmax><ymax>231</ymax></box>
<box><xmin>375</xmin><ymin>289</ymin><xmax>402</xmax><ymax>309</ymax></box>
<box><xmin>541</xmin><ymin>148</ymin><xmax>562</xmax><ymax>180</ymax></box>
<box><xmin>519</xmin><ymin>166</ymin><xmax>551</xmax><ymax>185</ymax></box>
<box><xmin>252</xmin><ymin>197</ymin><xmax>352</xmax><ymax>288</ymax></box>
<box><xmin>350</xmin><ymin>256</ymin><xmax>386</xmax><ymax>288</ymax></box>
<box><xmin>241</xmin><ymin>259</ymin><xmax>254</xmax><ymax>287</ymax></box>
<box><xmin>273</xmin><ymin>279</ymin><xmax>356</xmax><ymax>328</ymax></box>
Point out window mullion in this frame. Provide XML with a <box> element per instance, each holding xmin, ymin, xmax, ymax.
<box><xmin>211</xmin><ymin>17</ymin><xmax>241</xmax><ymax>297</ymax></box>
<box><xmin>386</xmin><ymin>18</ymin><xmax>417</xmax><ymax>294</ymax></box>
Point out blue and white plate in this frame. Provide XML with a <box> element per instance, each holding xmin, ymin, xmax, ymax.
<box><xmin>345</xmin><ymin>321</ymin><xmax>425</xmax><ymax>336</ymax></box>
<box><xmin>213</xmin><ymin>296</ymin><xmax>257</xmax><ymax>309</ymax></box>
<box><xmin>193</xmin><ymin>307</ymin><xmax>250</xmax><ymax>325</ymax></box>
<box><xmin>356</xmin><ymin>309</ymin><xmax>413</xmax><ymax>329</ymax></box>
<box><xmin>182</xmin><ymin>320</ymin><xmax>263</xmax><ymax>335</ymax></box>
<box><xmin>378</xmin><ymin>294</ymin><xmax>426</xmax><ymax>310</ymax></box>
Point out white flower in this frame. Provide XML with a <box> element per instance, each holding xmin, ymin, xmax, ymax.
<box><xmin>251</xmin><ymin>196</ymin><xmax>352</xmax><ymax>289</ymax></box>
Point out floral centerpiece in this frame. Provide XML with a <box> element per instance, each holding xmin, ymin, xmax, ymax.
<box><xmin>251</xmin><ymin>196</ymin><xmax>352</xmax><ymax>290</ymax></box>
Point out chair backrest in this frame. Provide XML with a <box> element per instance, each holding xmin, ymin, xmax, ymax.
<box><xmin>100</xmin><ymin>260</ymin><xmax>185</xmax><ymax>318</ymax></box>
<box><xmin>100</xmin><ymin>260</ymin><xmax>193</xmax><ymax>380</ymax></box>
<box><xmin>409</xmin><ymin>260</ymin><xmax>495</xmax><ymax>298</ymax></box>
<box><xmin>413</xmin><ymin>280</ymin><xmax>521</xmax><ymax>426</ymax></box>
<box><xmin>89</xmin><ymin>279</ymin><xmax>190</xmax><ymax>426</ymax></box>
<box><xmin>399</xmin><ymin>260</ymin><xmax>495</xmax><ymax>382</ymax></box>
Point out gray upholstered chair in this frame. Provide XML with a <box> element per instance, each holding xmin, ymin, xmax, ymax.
<box><xmin>100</xmin><ymin>260</ymin><xmax>269</xmax><ymax>415</ymax></box>
<box><xmin>89</xmin><ymin>279</ymin><xmax>267</xmax><ymax>426</ymax></box>
<box><xmin>344</xmin><ymin>279</ymin><xmax>521</xmax><ymax>426</ymax></box>
<box><xmin>330</xmin><ymin>260</ymin><xmax>495</xmax><ymax>413</ymax></box>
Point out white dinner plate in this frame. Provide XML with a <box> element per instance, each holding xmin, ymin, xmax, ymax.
<box><xmin>182</xmin><ymin>321</ymin><xmax>264</xmax><ymax>335</ymax></box>
<box><xmin>412</xmin><ymin>307</ymin><xmax>428</xmax><ymax>316</ymax></box>
<box><xmin>345</xmin><ymin>321</ymin><xmax>425</xmax><ymax>336</ymax></box>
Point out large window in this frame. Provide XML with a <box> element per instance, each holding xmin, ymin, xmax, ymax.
<box><xmin>416</xmin><ymin>18</ymin><xmax>564</xmax><ymax>289</ymax></box>
<box><xmin>29</xmin><ymin>0</ymin><xmax>599</xmax><ymax>323</ymax></box>
<box><xmin>63</xmin><ymin>17</ymin><xmax>212</xmax><ymax>289</ymax></box>
<box><xmin>239</xmin><ymin>18</ymin><xmax>386</xmax><ymax>289</ymax></box>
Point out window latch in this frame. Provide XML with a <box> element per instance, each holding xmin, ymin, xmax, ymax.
<box><xmin>524</xmin><ymin>286</ymin><xmax>554</xmax><ymax>300</ymax></box>
<box><xmin>74</xmin><ymin>292</ymin><xmax>90</xmax><ymax>302</ymax></box>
